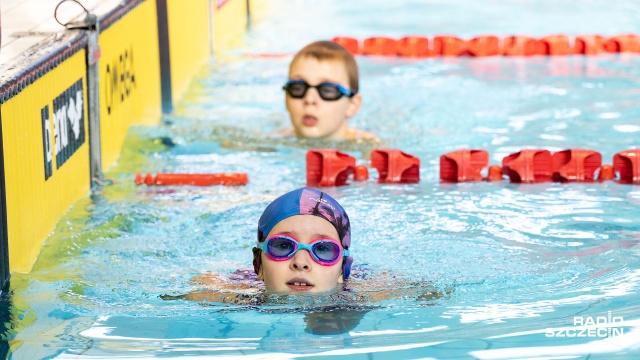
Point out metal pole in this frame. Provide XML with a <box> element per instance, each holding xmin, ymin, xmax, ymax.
<box><xmin>86</xmin><ymin>17</ymin><xmax>103</xmax><ymax>184</ymax></box>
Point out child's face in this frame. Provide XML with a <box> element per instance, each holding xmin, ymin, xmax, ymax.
<box><xmin>258</xmin><ymin>215</ymin><xmax>344</xmax><ymax>294</ymax></box>
<box><xmin>286</xmin><ymin>57</ymin><xmax>361</xmax><ymax>139</ymax></box>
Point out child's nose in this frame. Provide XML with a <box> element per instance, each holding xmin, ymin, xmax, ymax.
<box><xmin>290</xmin><ymin>250</ymin><xmax>312</xmax><ymax>271</ymax></box>
<box><xmin>303</xmin><ymin>87</ymin><xmax>320</xmax><ymax>104</ymax></box>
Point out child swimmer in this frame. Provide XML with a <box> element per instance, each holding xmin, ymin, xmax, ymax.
<box><xmin>164</xmin><ymin>187</ymin><xmax>448</xmax><ymax>302</ymax></box>
<box><xmin>253</xmin><ymin>187</ymin><xmax>352</xmax><ymax>293</ymax></box>
<box><xmin>279</xmin><ymin>41</ymin><xmax>379</xmax><ymax>141</ymax></box>
<box><xmin>217</xmin><ymin>41</ymin><xmax>385</xmax><ymax>155</ymax></box>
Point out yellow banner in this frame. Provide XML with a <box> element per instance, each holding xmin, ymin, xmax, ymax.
<box><xmin>98</xmin><ymin>0</ymin><xmax>162</xmax><ymax>172</ymax></box>
<box><xmin>1</xmin><ymin>50</ymin><xmax>90</xmax><ymax>273</ymax></box>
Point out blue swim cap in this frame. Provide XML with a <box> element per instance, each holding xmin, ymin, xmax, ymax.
<box><xmin>253</xmin><ymin>187</ymin><xmax>353</xmax><ymax>279</ymax></box>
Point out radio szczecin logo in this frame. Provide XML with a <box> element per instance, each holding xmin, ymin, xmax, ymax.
<box><xmin>546</xmin><ymin>311</ymin><xmax>624</xmax><ymax>338</ymax></box>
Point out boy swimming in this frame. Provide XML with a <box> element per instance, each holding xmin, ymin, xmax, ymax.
<box><xmin>282</xmin><ymin>41</ymin><xmax>378</xmax><ymax>141</ymax></box>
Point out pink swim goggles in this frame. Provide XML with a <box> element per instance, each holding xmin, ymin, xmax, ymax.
<box><xmin>257</xmin><ymin>234</ymin><xmax>348</xmax><ymax>266</ymax></box>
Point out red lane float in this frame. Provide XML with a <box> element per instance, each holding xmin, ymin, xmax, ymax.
<box><xmin>135</xmin><ymin>173</ymin><xmax>248</xmax><ymax>186</ymax></box>
<box><xmin>440</xmin><ymin>149</ymin><xmax>489</xmax><ymax>182</ymax></box>
<box><xmin>552</xmin><ymin>149</ymin><xmax>601</xmax><ymax>182</ymax></box>
<box><xmin>574</xmin><ymin>35</ymin><xmax>607</xmax><ymax>55</ymax></box>
<box><xmin>604</xmin><ymin>34</ymin><xmax>640</xmax><ymax>53</ymax></box>
<box><xmin>540</xmin><ymin>34</ymin><xmax>573</xmax><ymax>56</ymax></box>
<box><xmin>306</xmin><ymin>149</ymin><xmax>356</xmax><ymax>187</ymax></box>
<box><xmin>332</xmin><ymin>36</ymin><xmax>360</xmax><ymax>54</ymax></box>
<box><xmin>467</xmin><ymin>36</ymin><xmax>500</xmax><ymax>57</ymax></box>
<box><xmin>486</xmin><ymin>165</ymin><xmax>504</xmax><ymax>181</ymax></box>
<box><xmin>502</xmin><ymin>36</ymin><xmax>544</xmax><ymax>56</ymax></box>
<box><xmin>371</xmin><ymin>149</ymin><xmax>420</xmax><ymax>183</ymax></box>
<box><xmin>434</xmin><ymin>35</ymin><xmax>467</xmax><ymax>56</ymax></box>
<box><xmin>332</xmin><ymin>33</ymin><xmax>640</xmax><ymax>57</ymax></box>
<box><xmin>397</xmin><ymin>36</ymin><xmax>431</xmax><ymax>57</ymax></box>
<box><xmin>439</xmin><ymin>148</ymin><xmax>640</xmax><ymax>184</ymax></box>
<box><xmin>362</xmin><ymin>37</ymin><xmax>398</xmax><ymax>56</ymax></box>
<box><xmin>502</xmin><ymin>149</ymin><xmax>553</xmax><ymax>183</ymax></box>
<box><xmin>355</xmin><ymin>165</ymin><xmax>369</xmax><ymax>181</ymax></box>
<box><xmin>613</xmin><ymin>149</ymin><xmax>640</xmax><ymax>184</ymax></box>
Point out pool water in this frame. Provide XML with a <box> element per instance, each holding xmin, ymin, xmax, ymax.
<box><xmin>3</xmin><ymin>0</ymin><xmax>640</xmax><ymax>358</ymax></box>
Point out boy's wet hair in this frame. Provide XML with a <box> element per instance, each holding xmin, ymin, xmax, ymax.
<box><xmin>290</xmin><ymin>40</ymin><xmax>359</xmax><ymax>93</ymax></box>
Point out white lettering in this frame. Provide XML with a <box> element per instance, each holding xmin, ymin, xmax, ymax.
<box><xmin>54</xmin><ymin>105</ymin><xmax>68</xmax><ymax>154</ymax></box>
<box><xmin>573</xmin><ymin>316</ymin><xmax>583</xmax><ymax>326</ymax></box>
<box><xmin>44</xmin><ymin>115</ymin><xmax>52</xmax><ymax>162</ymax></box>
<box><xmin>67</xmin><ymin>90</ymin><xmax>83</xmax><ymax>139</ymax></box>
<box><xmin>611</xmin><ymin>328</ymin><xmax>624</xmax><ymax>336</ymax></box>
<box><xmin>309</xmin><ymin>197</ymin><xmax>335</xmax><ymax>210</ymax></box>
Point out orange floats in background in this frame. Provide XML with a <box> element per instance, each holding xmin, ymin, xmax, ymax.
<box><xmin>371</xmin><ymin>149</ymin><xmax>420</xmax><ymax>183</ymax></box>
<box><xmin>551</xmin><ymin>149</ymin><xmax>602</xmax><ymax>182</ymax></box>
<box><xmin>439</xmin><ymin>149</ymin><xmax>489</xmax><ymax>182</ymax></box>
<box><xmin>604</xmin><ymin>34</ymin><xmax>640</xmax><ymax>53</ymax></box>
<box><xmin>613</xmin><ymin>149</ymin><xmax>640</xmax><ymax>184</ymax></box>
<box><xmin>397</xmin><ymin>36</ymin><xmax>432</xmax><ymax>57</ymax></box>
<box><xmin>466</xmin><ymin>36</ymin><xmax>500</xmax><ymax>57</ymax></box>
<box><xmin>540</xmin><ymin>34</ymin><xmax>573</xmax><ymax>55</ymax></box>
<box><xmin>306</xmin><ymin>149</ymin><xmax>356</xmax><ymax>187</ymax></box>
<box><xmin>486</xmin><ymin>165</ymin><xmax>504</xmax><ymax>181</ymax></box>
<box><xmin>135</xmin><ymin>173</ymin><xmax>248</xmax><ymax>186</ymax></box>
<box><xmin>331</xmin><ymin>36</ymin><xmax>360</xmax><ymax>54</ymax></box>
<box><xmin>354</xmin><ymin>165</ymin><xmax>369</xmax><ymax>181</ymax></box>
<box><xmin>502</xmin><ymin>149</ymin><xmax>553</xmax><ymax>183</ymax></box>
<box><xmin>433</xmin><ymin>35</ymin><xmax>467</xmax><ymax>56</ymax></box>
<box><xmin>362</xmin><ymin>36</ymin><xmax>398</xmax><ymax>56</ymax></box>
<box><xmin>597</xmin><ymin>165</ymin><xmax>615</xmax><ymax>181</ymax></box>
<box><xmin>574</xmin><ymin>35</ymin><xmax>606</xmax><ymax>55</ymax></box>
<box><xmin>502</xmin><ymin>36</ymin><xmax>544</xmax><ymax>56</ymax></box>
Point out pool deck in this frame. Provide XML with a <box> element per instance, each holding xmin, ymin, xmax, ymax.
<box><xmin>0</xmin><ymin>0</ymin><xmax>120</xmax><ymax>77</ymax></box>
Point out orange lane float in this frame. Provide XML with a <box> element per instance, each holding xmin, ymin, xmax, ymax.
<box><xmin>332</xmin><ymin>36</ymin><xmax>360</xmax><ymax>54</ymax></box>
<box><xmin>540</xmin><ymin>34</ymin><xmax>573</xmax><ymax>56</ymax></box>
<box><xmin>306</xmin><ymin>149</ymin><xmax>356</xmax><ymax>187</ymax></box>
<box><xmin>332</xmin><ymin>33</ymin><xmax>640</xmax><ymax>57</ymax></box>
<box><xmin>135</xmin><ymin>173</ymin><xmax>248</xmax><ymax>186</ymax></box>
<box><xmin>306</xmin><ymin>148</ymin><xmax>420</xmax><ymax>186</ymax></box>
<box><xmin>574</xmin><ymin>35</ymin><xmax>607</xmax><ymax>55</ymax></box>
<box><xmin>467</xmin><ymin>36</ymin><xmax>501</xmax><ymax>57</ymax></box>
<box><xmin>362</xmin><ymin>36</ymin><xmax>398</xmax><ymax>56</ymax></box>
<box><xmin>397</xmin><ymin>36</ymin><xmax>432</xmax><ymax>57</ymax></box>
<box><xmin>439</xmin><ymin>148</ymin><xmax>640</xmax><ymax>185</ymax></box>
<box><xmin>440</xmin><ymin>149</ymin><xmax>489</xmax><ymax>183</ymax></box>
<box><xmin>502</xmin><ymin>149</ymin><xmax>553</xmax><ymax>183</ymax></box>
<box><xmin>551</xmin><ymin>149</ymin><xmax>602</xmax><ymax>182</ymax></box>
<box><xmin>433</xmin><ymin>35</ymin><xmax>467</xmax><ymax>56</ymax></box>
<box><xmin>604</xmin><ymin>34</ymin><xmax>640</xmax><ymax>53</ymax></box>
<box><xmin>613</xmin><ymin>149</ymin><xmax>640</xmax><ymax>184</ymax></box>
<box><xmin>371</xmin><ymin>149</ymin><xmax>420</xmax><ymax>184</ymax></box>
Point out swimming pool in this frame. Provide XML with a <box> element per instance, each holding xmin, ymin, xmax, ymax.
<box><xmin>3</xmin><ymin>0</ymin><xmax>640</xmax><ymax>358</ymax></box>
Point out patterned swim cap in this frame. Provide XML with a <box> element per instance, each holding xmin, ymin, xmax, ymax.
<box><xmin>253</xmin><ymin>187</ymin><xmax>353</xmax><ymax>279</ymax></box>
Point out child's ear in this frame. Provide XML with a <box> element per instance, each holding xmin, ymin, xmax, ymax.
<box><xmin>345</xmin><ymin>93</ymin><xmax>362</xmax><ymax>119</ymax></box>
<box><xmin>337</xmin><ymin>269</ymin><xmax>344</xmax><ymax>284</ymax></box>
<box><xmin>257</xmin><ymin>264</ymin><xmax>264</xmax><ymax>281</ymax></box>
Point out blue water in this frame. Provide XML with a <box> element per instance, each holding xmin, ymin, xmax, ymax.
<box><xmin>3</xmin><ymin>0</ymin><xmax>640</xmax><ymax>358</ymax></box>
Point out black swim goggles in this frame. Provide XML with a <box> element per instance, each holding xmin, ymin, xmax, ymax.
<box><xmin>282</xmin><ymin>80</ymin><xmax>356</xmax><ymax>101</ymax></box>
